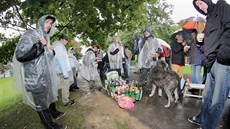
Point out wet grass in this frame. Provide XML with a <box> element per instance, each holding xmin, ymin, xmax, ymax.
<box><xmin>115</xmin><ymin>119</ymin><xmax>129</xmax><ymax>129</ymax></box>
<box><xmin>0</xmin><ymin>77</ymin><xmax>85</xmax><ymax>129</ymax></box>
<box><xmin>0</xmin><ymin>77</ymin><xmax>21</xmax><ymax>112</ymax></box>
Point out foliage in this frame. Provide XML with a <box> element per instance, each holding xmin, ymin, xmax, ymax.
<box><xmin>0</xmin><ymin>37</ymin><xmax>19</xmax><ymax>64</ymax></box>
<box><xmin>0</xmin><ymin>77</ymin><xmax>85</xmax><ymax>129</ymax></box>
<box><xmin>0</xmin><ymin>0</ymin><xmax>157</xmax><ymax>48</ymax></box>
<box><xmin>0</xmin><ymin>0</ymin><xmax>179</xmax><ymax>63</ymax></box>
<box><xmin>146</xmin><ymin>0</ymin><xmax>176</xmax><ymax>43</ymax></box>
<box><xmin>117</xmin><ymin>0</ymin><xmax>178</xmax><ymax>52</ymax></box>
<box><xmin>0</xmin><ymin>78</ymin><xmax>21</xmax><ymax>112</ymax></box>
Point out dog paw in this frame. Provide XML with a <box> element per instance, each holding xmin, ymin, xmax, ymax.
<box><xmin>149</xmin><ymin>94</ymin><xmax>153</xmax><ymax>97</ymax></box>
<box><xmin>174</xmin><ymin>100</ymin><xmax>178</xmax><ymax>103</ymax></box>
<box><xmin>158</xmin><ymin>93</ymin><xmax>162</xmax><ymax>97</ymax></box>
<box><xmin>164</xmin><ymin>105</ymin><xmax>170</xmax><ymax>108</ymax></box>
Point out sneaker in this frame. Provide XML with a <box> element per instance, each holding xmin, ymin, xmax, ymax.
<box><xmin>74</xmin><ymin>86</ymin><xmax>79</xmax><ymax>89</ymax></box>
<box><xmin>97</xmin><ymin>86</ymin><xmax>103</xmax><ymax>91</ymax></box>
<box><xmin>69</xmin><ymin>88</ymin><xmax>75</xmax><ymax>92</ymax></box>
<box><xmin>54</xmin><ymin>111</ymin><xmax>66</xmax><ymax>120</ymax></box>
<box><xmin>188</xmin><ymin>117</ymin><xmax>202</xmax><ymax>126</ymax></box>
<box><xmin>64</xmin><ymin>99</ymin><xmax>76</xmax><ymax>106</ymax></box>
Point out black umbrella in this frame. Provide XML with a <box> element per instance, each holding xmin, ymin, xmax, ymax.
<box><xmin>170</xmin><ymin>29</ymin><xmax>193</xmax><ymax>40</ymax></box>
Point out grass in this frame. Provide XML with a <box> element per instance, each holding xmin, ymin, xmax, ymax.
<box><xmin>184</xmin><ymin>65</ymin><xmax>191</xmax><ymax>75</ymax></box>
<box><xmin>184</xmin><ymin>65</ymin><xmax>204</xmax><ymax>75</ymax></box>
<box><xmin>0</xmin><ymin>77</ymin><xmax>85</xmax><ymax>129</ymax></box>
<box><xmin>0</xmin><ymin>77</ymin><xmax>21</xmax><ymax>112</ymax></box>
<box><xmin>115</xmin><ymin>120</ymin><xmax>129</xmax><ymax>129</ymax></box>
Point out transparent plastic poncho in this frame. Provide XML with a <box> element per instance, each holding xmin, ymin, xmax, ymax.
<box><xmin>138</xmin><ymin>37</ymin><xmax>162</xmax><ymax>69</ymax></box>
<box><xmin>12</xmin><ymin>15</ymin><xmax>58</xmax><ymax>111</ymax></box>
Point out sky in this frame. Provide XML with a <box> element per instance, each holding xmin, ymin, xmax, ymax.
<box><xmin>164</xmin><ymin>0</ymin><xmax>230</xmax><ymax>23</ymax></box>
<box><xmin>164</xmin><ymin>0</ymin><xmax>206</xmax><ymax>23</ymax></box>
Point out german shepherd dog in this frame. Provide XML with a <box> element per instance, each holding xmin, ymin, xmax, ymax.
<box><xmin>147</xmin><ymin>60</ymin><xmax>180</xmax><ymax>108</ymax></box>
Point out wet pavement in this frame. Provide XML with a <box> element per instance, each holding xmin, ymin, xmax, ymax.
<box><xmin>125</xmin><ymin>65</ymin><xmax>230</xmax><ymax>129</ymax></box>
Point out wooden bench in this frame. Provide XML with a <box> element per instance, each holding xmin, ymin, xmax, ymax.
<box><xmin>183</xmin><ymin>79</ymin><xmax>205</xmax><ymax>98</ymax></box>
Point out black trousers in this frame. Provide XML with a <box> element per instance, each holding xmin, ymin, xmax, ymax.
<box><xmin>37</xmin><ymin>103</ymin><xmax>61</xmax><ymax>129</ymax></box>
<box><xmin>98</xmin><ymin>61</ymin><xmax>105</xmax><ymax>83</ymax></box>
<box><xmin>36</xmin><ymin>103</ymin><xmax>61</xmax><ymax>129</ymax></box>
<box><xmin>122</xmin><ymin>63</ymin><xmax>128</xmax><ymax>79</ymax></box>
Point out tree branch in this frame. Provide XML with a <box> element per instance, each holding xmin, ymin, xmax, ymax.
<box><xmin>51</xmin><ymin>20</ymin><xmax>73</xmax><ymax>39</ymax></box>
<box><xmin>2</xmin><ymin>26</ymin><xmax>25</xmax><ymax>32</ymax></box>
<box><xmin>14</xmin><ymin>5</ymin><xmax>28</xmax><ymax>30</ymax></box>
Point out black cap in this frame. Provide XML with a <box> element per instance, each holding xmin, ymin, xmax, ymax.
<box><xmin>59</xmin><ymin>34</ymin><xmax>69</xmax><ymax>41</ymax></box>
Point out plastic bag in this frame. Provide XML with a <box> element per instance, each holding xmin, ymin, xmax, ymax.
<box><xmin>117</xmin><ymin>96</ymin><xmax>134</xmax><ymax>109</ymax></box>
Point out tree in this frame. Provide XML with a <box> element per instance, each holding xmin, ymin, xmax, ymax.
<box><xmin>0</xmin><ymin>0</ymin><xmax>157</xmax><ymax>47</ymax></box>
<box><xmin>117</xmin><ymin>0</ymin><xmax>178</xmax><ymax>53</ymax></box>
<box><xmin>0</xmin><ymin>37</ymin><xmax>19</xmax><ymax>64</ymax></box>
<box><xmin>146</xmin><ymin>0</ymin><xmax>176</xmax><ymax>43</ymax></box>
<box><xmin>0</xmin><ymin>0</ymin><xmax>179</xmax><ymax>64</ymax></box>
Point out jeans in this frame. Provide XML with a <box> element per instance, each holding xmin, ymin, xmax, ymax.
<box><xmin>191</xmin><ymin>64</ymin><xmax>202</xmax><ymax>84</ymax></box>
<box><xmin>196</xmin><ymin>61</ymin><xmax>230</xmax><ymax>129</ymax></box>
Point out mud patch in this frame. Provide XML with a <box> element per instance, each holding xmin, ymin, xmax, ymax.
<box><xmin>76</xmin><ymin>90</ymin><xmax>150</xmax><ymax>129</ymax></box>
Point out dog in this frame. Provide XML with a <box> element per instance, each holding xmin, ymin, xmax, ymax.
<box><xmin>147</xmin><ymin>60</ymin><xmax>180</xmax><ymax>108</ymax></box>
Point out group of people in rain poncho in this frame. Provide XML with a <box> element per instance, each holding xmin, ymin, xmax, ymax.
<box><xmin>11</xmin><ymin>13</ymin><xmax>162</xmax><ymax>129</ymax></box>
<box><xmin>12</xmin><ymin>1</ymin><xmax>230</xmax><ymax>129</ymax></box>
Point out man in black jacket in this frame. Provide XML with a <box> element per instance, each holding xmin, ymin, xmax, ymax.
<box><xmin>188</xmin><ymin>0</ymin><xmax>230</xmax><ymax>129</ymax></box>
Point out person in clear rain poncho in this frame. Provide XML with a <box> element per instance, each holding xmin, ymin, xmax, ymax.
<box><xmin>68</xmin><ymin>47</ymin><xmax>79</xmax><ymax>91</ymax></box>
<box><xmin>138</xmin><ymin>27</ymin><xmax>162</xmax><ymax>94</ymax></box>
<box><xmin>13</xmin><ymin>15</ymin><xmax>67</xmax><ymax>129</ymax></box>
<box><xmin>108</xmin><ymin>36</ymin><xmax>123</xmax><ymax>76</ymax></box>
<box><xmin>79</xmin><ymin>44</ymin><xmax>102</xmax><ymax>94</ymax></box>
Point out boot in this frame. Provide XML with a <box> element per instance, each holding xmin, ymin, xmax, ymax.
<box><xmin>37</xmin><ymin>109</ymin><xmax>61</xmax><ymax>129</ymax></box>
<box><xmin>49</xmin><ymin>103</ymin><xmax>65</xmax><ymax>119</ymax></box>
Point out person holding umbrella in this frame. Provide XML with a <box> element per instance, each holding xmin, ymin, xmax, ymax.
<box><xmin>171</xmin><ymin>32</ymin><xmax>189</xmax><ymax>78</ymax></box>
<box><xmin>188</xmin><ymin>0</ymin><xmax>230</xmax><ymax>129</ymax></box>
